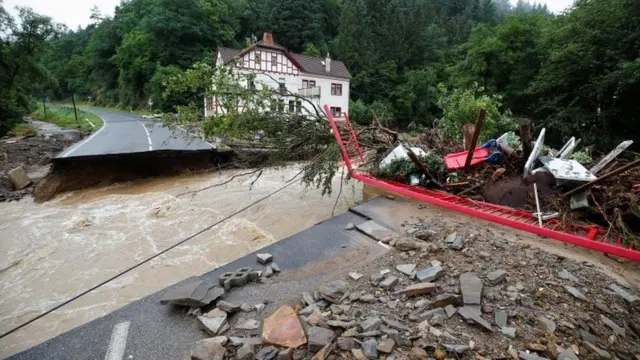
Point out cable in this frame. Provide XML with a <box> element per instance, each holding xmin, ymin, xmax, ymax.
<box><xmin>0</xmin><ymin>174</ymin><xmax>301</xmax><ymax>340</ymax></box>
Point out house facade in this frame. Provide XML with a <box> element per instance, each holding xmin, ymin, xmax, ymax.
<box><xmin>205</xmin><ymin>33</ymin><xmax>351</xmax><ymax>119</ymax></box>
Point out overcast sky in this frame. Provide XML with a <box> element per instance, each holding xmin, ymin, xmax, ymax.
<box><xmin>5</xmin><ymin>0</ymin><xmax>576</xmax><ymax>30</ymax></box>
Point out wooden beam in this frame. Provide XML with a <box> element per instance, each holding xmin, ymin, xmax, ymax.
<box><xmin>464</xmin><ymin>108</ymin><xmax>487</xmax><ymax>169</ymax></box>
<box><xmin>520</xmin><ymin>118</ymin><xmax>532</xmax><ymax>162</ymax></box>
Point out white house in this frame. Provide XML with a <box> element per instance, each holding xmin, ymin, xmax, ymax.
<box><xmin>205</xmin><ymin>33</ymin><xmax>351</xmax><ymax>119</ymax></box>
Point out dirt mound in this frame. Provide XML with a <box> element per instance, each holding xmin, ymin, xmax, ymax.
<box><xmin>0</xmin><ymin>136</ymin><xmax>64</xmax><ymax>202</ymax></box>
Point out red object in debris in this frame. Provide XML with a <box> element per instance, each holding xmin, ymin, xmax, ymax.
<box><xmin>443</xmin><ymin>148</ymin><xmax>491</xmax><ymax>171</ymax></box>
<box><xmin>323</xmin><ymin>104</ymin><xmax>640</xmax><ymax>262</ymax></box>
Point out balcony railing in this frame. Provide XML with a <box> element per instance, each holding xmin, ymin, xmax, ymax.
<box><xmin>298</xmin><ymin>86</ymin><xmax>321</xmax><ymax>98</ymax></box>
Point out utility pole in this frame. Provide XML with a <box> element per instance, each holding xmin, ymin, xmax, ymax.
<box><xmin>71</xmin><ymin>93</ymin><xmax>79</xmax><ymax>124</ymax></box>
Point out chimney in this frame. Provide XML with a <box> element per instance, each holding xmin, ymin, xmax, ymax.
<box><xmin>263</xmin><ymin>32</ymin><xmax>273</xmax><ymax>45</ymax></box>
<box><xmin>325</xmin><ymin>53</ymin><xmax>331</xmax><ymax>72</ymax></box>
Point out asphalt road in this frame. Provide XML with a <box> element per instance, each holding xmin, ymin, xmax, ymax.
<box><xmin>8</xmin><ymin>209</ymin><xmax>384</xmax><ymax>360</ymax></box>
<box><xmin>57</xmin><ymin>110</ymin><xmax>215</xmax><ymax>158</ymax></box>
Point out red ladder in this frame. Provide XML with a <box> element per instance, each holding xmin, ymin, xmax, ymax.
<box><xmin>323</xmin><ymin>105</ymin><xmax>640</xmax><ymax>262</ymax></box>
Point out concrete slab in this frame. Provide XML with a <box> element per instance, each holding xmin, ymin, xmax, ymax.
<box><xmin>9</xmin><ymin>211</ymin><xmax>379</xmax><ymax>360</ymax></box>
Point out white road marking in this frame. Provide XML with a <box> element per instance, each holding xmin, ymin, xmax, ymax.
<box><xmin>85</xmin><ymin>118</ymin><xmax>96</xmax><ymax>128</ymax></box>
<box><xmin>104</xmin><ymin>321</ymin><xmax>130</xmax><ymax>360</ymax></box>
<box><xmin>137</xmin><ymin>120</ymin><xmax>153</xmax><ymax>151</ymax></box>
<box><xmin>61</xmin><ymin>115</ymin><xmax>107</xmax><ymax>158</ymax></box>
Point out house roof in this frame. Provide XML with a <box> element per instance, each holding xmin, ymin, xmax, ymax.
<box><xmin>217</xmin><ymin>46</ymin><xmax>351</xmax><ymax>80</ymax></box>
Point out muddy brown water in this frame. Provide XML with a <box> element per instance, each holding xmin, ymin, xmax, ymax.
<box><xmin>0</xmin><ymin>167</ymin><xmax>362</xmax><ymax>358</ymax></box>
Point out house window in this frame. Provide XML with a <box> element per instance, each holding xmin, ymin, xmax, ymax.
<box><xmin>277</xmin><ymin>99</ymin><xmax>285</xmax><ymax>112</ymax></box>
<box><xmin>271</xmin><ymin>54</ymin><xmax>277</xmax><ymax>69</ymax></box>
<box><xmin>302</xmin><ymin>80</ymin><xmax>316</xmax><ymax>88</ymax></box>
<box><xmin>296</xmin><ymin>101</ymin><xmax>302</xmax><ymax>113</ymax></box>
<box><xmin>330</xmin><ymin>106</ymin><xmax>342</xmax><ymax>117</ymax></box>
<box><xmin>279</xmin><ymin>78</ymin><xmax>286</xmax><ymax>93</ymax></box>
<box><xmin>309</xmin><ymin>80</ymin><xmax>316</xmax><ymax>87</ymax></box>
<box><xmin>288</xmin><ymin>100</ymin><xmax>295</xmax><ymax>113</ymax></box>
<box><xmin>255</xmin><ymin>53</ymin><xmax>261</xmax><ymax>65</ymax></box>
<box><xmin>331</xmin><ymin>83</ymin><xmax>343</xmax><ymax>96</ymax></box>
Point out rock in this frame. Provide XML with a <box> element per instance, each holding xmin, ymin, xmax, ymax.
<box><xmin>594</xmin><ymin>300</ymin><xmax>612</xmax><ymax>315</ymax></box>
<box><xmin>429</xmin><ymin>294</ymin><xmax>461</xmax><ymax>308</ymax></box>
<box><xmin>327</xmin><ymin>320</ymin><xmax>356</xmax><ymax>328</ymax></box>
<box><xmin>271</xmin><ymin>263</ymin><xmax>281</xmax><ymax>273</ymax></box>
<box><xmin>501</xmin><ymin>327</ymin><xmax>516</xmax><ymax>338</ymax></box>
<box><xmin>414</xmin><ymin>299</ymin><xmax>429</xmax><ymax>309</ymax></box>
<box><xmin>356</xmin><ymin>220</ymin><xmax>398</xmax><ymax>243</ymax></box>
<box><xmin>600</xmin><ymin>314</ymin><xmax>625</xmax><ymax>337</ymax></box>
<box><xmin>236</xmin><ymin>319</ymin><xmax>260</xmax><ymax>330</ymax></box>
<box><xmin>345</xmin><ymin>223</ymin><xmax>355</xmax><ymax>230</ymax></box>
<box><xmin>377</xmin><ymin>338</ymin><xmax>395</xmax><ymax>354</ymax></box>
<box><xmin>160</xmin><ymin>280</ymin><xmax>224</xmax><ymax>307</ymax></box>
<box><xmin>300</xmin><ymin>303</ymin><xmax>319</xmax><ymax>316</ymax></box>
<box><xmin>255</xmin><ymin>303</ymin><xmax>266</xmax><ymax>315</ymax></box>
<box><xmin>302</xmin><ymin>292</ymin><xmax>315</xmax><ymax>306</ymax></box>
<box><xmin>351</xmin><ymin>349</ymin><xmax>368</xmax><ymax>360</ymax></box>
<box><xmin>395</xmin><ymin>282</ymin><xmax>437</xmax><ymax>297</ymax></box>
<box><xmin>277</xmin><ymin>348</ymin><xmax>293</xmax><ymax>360</ymax></box>
<box><xmin>205</xmin><ymin>308</ymin><xmax>227</xmax><ymax>318</ymax></box>
<box><xmin>527</xmin><ymin>343</ymin><xmax>547</xmax><ymax>352</ymax></box>
<box><xmin>557</xmin><ymin>348</ymin><xmax>579</xmax><ymax>360</ymax></box>
<box><xmin>495</xmin><ymin>311</ymin><xmax>508</xmax><ymax>328</ymax></box>
<box><xmin>229</xmin><ymin>337</ymin><xmax>263</xmax><ymax>346</ymax></box>
<box><xmin>444</xmin><ymin>305</ymin><xmax>457</xmax><ymax>318</ymax></box>
<box><xmin>581</xmin><ymin>330</ymin><xmax>597</xmax><ymax>344</ymax></box>
<box><xmin>198</xmin><ymin>315</ymin><xmax>228</xmax><ymax>336</ymax></box>
<box><xmin>371</xmin><ymin>273</ymin><xmax>385</xmax><ymax>286</ymax></box>
<box><xmin>240</xmin><ymin>303</ymin><xmax>253</xmax><ymax>312</ymax></box>
<box><xmin>395</xmin><ymin>238</ymin><xmax>422</xmax><ymax>251</ymax></box>
<box><xmin>460</xmin><ymin>273</ymin><xmax>483</xmax><ymax>305</ymax></box>
<box><xmin>538</xmin><ymin>317</ymin><xmax>556</xmax><ymax>333</ymax></box>
<box><xmin>388</xmin><ymin>300</ymin><xmax>399</xmax><ymax>309</ymax></box>
<box><xmin>416</xmin><ymin>266</ymin><xmax>444</xmax><ymax>282</ymax></box>
<box><xmin>263</xmin><ymin>266</ymin><xmax>274</xmax><ymax>278</ymax></box>
<box><xmin>607</xmin><ymin>283</ymin><xmax>639</xmax><ymax>305</ymax></box>
<box><xmin>443</xmin><ymin>344</ymin><xmax>471</xmax><ymax>354</ymax></box>
<box><xmin>308</xmin><ymin>327</ymin><xmax>335</xmax><ymax>352</ymax></box>
<box><xmin>256</xmin><ymin>346</ymin><xmax>279</xmax><ymax>360</ymax></box>
<box><xmin>409</xmin><ymin>347</ymin><xmax>428</xmax><ymax>360</ymax></box>
<box><xmin>319</xmin><ymin>280</ymin><xmax>348</xmax><ymax>303</ymax></box>
<box><xmin>564</xmin><ymin>286</ymin><xmax>587</xmax><ymax>301</ymax></box>
<box><xmin>420</xmin><ymin>307</ymin><xmax>446</xmax><ymax>320</ymax></box>
<box><xmin>487</xmin><ymin>270</ymin><xmax>508</xmax><ymax>285</ymax></box>
<box><xmin>8</xmin><ymin>166</ymin><xmax>31</xmax><ymax>190</ymax></box>
<box><xmin>355</xmin><ymin>330</ymin><xmax>382</xmax><ymax>337</ymax></box>
<box><xmin>518</xmin><ymin>351</ymin><xmax>549</xmax><ymax>360</ymax></box>
<box><xmin>235</xmin><ymin>343</ymin><xmax>255</xmax><ymax>360</ymax></box>
<box><xmin>583</xmin><ymin>341</ymin><xmax>611</xmax><ymax>359</ymax></box>
<box><xmin>380</xmin><ymin>276</ymin><xmax>399</xmax><ymax>289</ymax></box>
<box><xmin>359</xmin><ymin>294</ymin><xmax>375</xmax><ymax>303</ymax></box>
<box><xmin>430</xmin><ymin>314</ymin><xmax>445</xmax><ymax>326</ymax></box>
<box><xmin>396</xmin><ymin>264</ymin><xmax>417</xmax><ymax>276</ymax></box>
<box><xmin>262</xmin><ymin>305</ymin><xmax>307</xmax><ymax>348</ymax></box>
<box><xmin>446</xmin><ymin>232</ymin><xmax>464</xmax><ymax>250</ymax></box>
<box><xmin>457</xmin><ymin>306</ymin><xmax>493</xmax><ymax>332</ymax></box>
<box><xmin>337</xmin><ymin>337</ymin><xmax>358</xmax><ymax>350</ymax></box>
<box><xmin>257</xmin><ymin>253</ymin><xmax>273</xmax><ymax>264</ymax></box>
<box><xmin>216</xmin><ymin>300</ymin><xmax>241</xmax><ymax>313</ymax></box>
<box><xmin>349</xmin><ymin>272</ymin><xmax>364</xmax><ymax>281</ymax></box>
<box><xmin>381</xmin><ymin>317</ymin><xmax>409</xmax><ymax>331</ymax></box>
<box><xmin>558</xmin><ymin>269</ymin><xmax>579</xmax><ymax>283</ymax></box>
<box><xmin>360</xmin><ymin>317</ymin><xmax>382</xmax><ymax>332</ymax></box>
<box><xmin>380</xmin><ymin>269</ymin><xmax>391</xmax><ymax>275</ymax></box>
<box><xmin>191</xmin><ymin>338</ymin><xmax>227</xmax><ymax>360</ymax></box>
<box><xmin>362</xmin><ymin>339</ymin><xmax>378</xmax><ymax>359</ymax></box>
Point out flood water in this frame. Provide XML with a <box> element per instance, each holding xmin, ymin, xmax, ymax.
<box><xmin>0</xmin><ymin>166</ymin><xmax>361</xmax><ymax>358</ymax></box>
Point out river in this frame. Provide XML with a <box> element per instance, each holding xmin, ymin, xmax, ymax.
<box><xmin>0</xmin><ymin>166</ymin><xmax>361</xmax><ymax>358</ymax></box>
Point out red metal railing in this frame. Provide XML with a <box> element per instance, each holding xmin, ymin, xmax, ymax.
<box><xmin>323</xmin><ymin>104</ymin><xmax>640</xmax><ymax>262</ymax></box>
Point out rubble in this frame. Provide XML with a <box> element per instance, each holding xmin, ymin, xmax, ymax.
<box><xmin>361</xmin><ymin>339</ymin><xmax>378</xmax><ymax>359</ymax></box>
<box><xmin>190</xmin><ymin>338</ymin><xmax>226</xmax><ymax>360</ymax></box>
<box><xmin>8</xmin><ymin>166</ymin><xmax>32</xmax><ymax>190</ymax></box>
<box><xmin>460</xmin><ymin>273</ymin><xmax>483</xmax><ymax>305</ymax></box>
<box><xmin>236</xmin><ymin>343</ymin><xmax>255</xmax><ymax>360</ymax></box>
<box><xmin>395</xmin><ymin>282</ymin><xmax>436</xmax><ymax>296</ymax></box>
<box><xmin>487</xmin><ymin>269</ymin><xmax>507</xmax><ymax>285</ymax></box>
<box><xmin>318</xmin><ymin>280</ymin><xmax>348</xmax><ymax>303</ymax></box>
<box><xmin>564</xmin><ymin>286</ymin><xmax>586</xmax><ymax>301</ymax></box>
<box><xmin>198</xmin><ymin>315</ymin><xmax>228</xmax><ymax>336</ymax></box>
<box><xmin>218</xmin><ymin>267</ymin><xmax>260</xmax><ymax>291</ymax></box>
<box><xmin>446</xmin><ymin>232</ymin><xmax>464</xmax><ymax>250</ymax></box>
<box><xmin>307</xmin><ymin>327</ymin><xmax>334</xmax><ymax>352</ymax></box>
<box><xmin>396</xmin><ymin>264</ymin><xmax>416</xmax><ymax>276</ymax></box>
<box><xmin>416</xmin><ymin>266</ymin><xmax>444</xmax><ymax>282</ymax></box>
<box><xmin>262</xmin><ymin>305</ymin><xmax>307</xmax><ymax>348</ymax></box>
<box><xmin>257</xmin><ymin>253</ymin><xmax>273</xmax><ymax>264</ymax></box>
<box><xmin>607</xmin><ymin>283</ymin><xmax>639</xmax><ymax>305</ymax></box>
<box><xmin>356</xmin><ymin>220</ymin><xmax>398</xmax><ymax>243</ymax></box>
<box><xmin>160</xmin><ymin>280</ymin><xmax>224</xmax><ymax>307</ymax></box>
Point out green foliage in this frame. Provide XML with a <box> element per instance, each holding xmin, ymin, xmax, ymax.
<box><xmin>8</xmin><ymin>123</ymin><xmax>37</xmax><ymax>137</ymax></box>
<box><xmin>30</xmin><ymin>105</ymin><xmax>103</xmax><ymax>132</ymax></box>
<box><xmin>436</xmin><ymin>83</ymin><xmax>516</xmax><ymax>140</ymax></box>
<box><xmin>570</xmin><ymin>150</ymin><xmax>593</xmax><ymax>166</ymax></box>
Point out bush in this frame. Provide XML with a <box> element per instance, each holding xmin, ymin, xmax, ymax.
<box><xmin>8</xmin><ymin>123</ymin><xmax>36</xmax><ymax>137</ymax></box>
<box><xmin>436</xmin><ymin>83</ymin><xmax>517</xmax><ymax>140</ymax></box>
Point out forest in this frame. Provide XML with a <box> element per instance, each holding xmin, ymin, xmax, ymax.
<box><xmin>1</xmin><ymin>0</ymin><xmax>639</xmax><ymax>148</ymax></box>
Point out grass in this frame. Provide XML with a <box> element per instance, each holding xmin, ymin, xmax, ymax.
<box><xmin>8</xmin><ymin>123</ymin><xmax>37</xmax><ymax>137</ymax></box>
<box><xmin>31</xmin><ymin>105</ymin><xmax>104</xmax><ymax>133</ymax></box>
<box><xmin>59</xmin><ymin>102</ymin><xmax>154</xmax><ymax>116</ymax></box>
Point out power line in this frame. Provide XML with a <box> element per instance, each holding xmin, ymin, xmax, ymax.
<box><xmin>0</xmin><ymin>175</ymin><xmax>301</xmax><ymax>340</ymax></box>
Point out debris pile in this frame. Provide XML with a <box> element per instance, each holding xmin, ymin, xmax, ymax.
<box><xmin>357</xmin><ymin>116</ymin><xmax>640</xmax><ymax>247</ymax></box>
<box><xmin>163</xmin><ymin>222</ymin><xmax>640</xmax><ymax>360</ymax></box>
